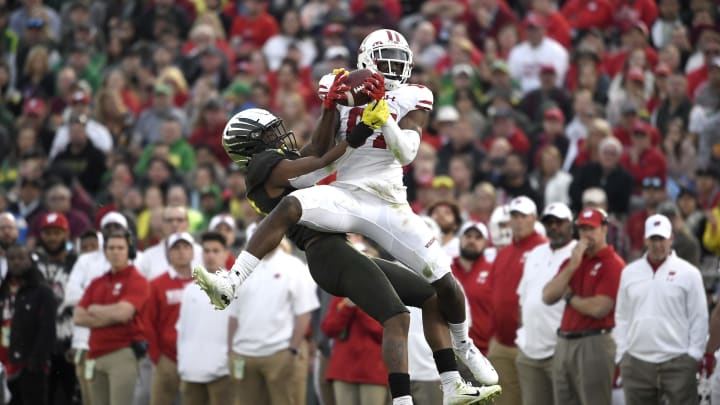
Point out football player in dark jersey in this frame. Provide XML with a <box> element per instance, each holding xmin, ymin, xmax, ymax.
<box><xmin>194</xmin><ymin>72</ymin><xmax>500</xmax><ymax>404</ymax></box>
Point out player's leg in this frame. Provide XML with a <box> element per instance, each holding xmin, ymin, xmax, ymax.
<box><xmin>193</xmin><ymin>193</ymin><xmax>304</xmax><ymax>309</ymax></box>
<box><xmin>298</xmin><ymin>191</ymin><xmax>499</xmax><ymax>386</ymax></box>
<box><xmin>373</xmin><ymin>258</ymin><xmax>502</xmax><ymax>402</ymax></box>
<box><xmin>305</xmin><ymin>235</ymin><xmax>413</xmax><ymax>405</ymax></box>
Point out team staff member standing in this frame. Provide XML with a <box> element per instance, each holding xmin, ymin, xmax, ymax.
<box><xmin>74</xmin><ymin>231</ymin><xmax>150</xmax><ymax>405</ymax></box>
<box><xmin>543</xmin><ymin>208</ymin><xmax>624</xmax><ymax>405</ymax></box>
<box><xmin>450</xmin><ymin>222</ymin><xmax>493</xmax><ymax>355</ymax></box>
<box><xmin>615</xmin><ymin>215</ymin><xmax>708</xmax><ymax>405</ymax></box>
<box><xmin>489</xmin><ymin>196</ymin><xmax>548</xmax><ymax>405</ymax></box>
<box><xmin>146</xmin><ymin>232</ymin><xmax>196</xmax><ymax>405</ymax></box>
<box><xmin>516</xmin><ymin>203</ymin><xmax>576</xmax><ymax>405</ymax></box>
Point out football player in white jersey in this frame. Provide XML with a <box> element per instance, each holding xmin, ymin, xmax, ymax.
<box><xmin>195</xmin><ymin>29</ymin><xmax>499</xmax><ymax>393</ymax></box>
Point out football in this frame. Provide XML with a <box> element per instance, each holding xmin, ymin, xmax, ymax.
<box><xmin>338</xmin><ymin>68</ymin><xmax>375</xmax><ymax>107</ymax></box>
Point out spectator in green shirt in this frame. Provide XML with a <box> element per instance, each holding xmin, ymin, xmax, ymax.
<box><xmin>135</xmin><ymin>116</ymin><xmax>196</xmax><ymax>175</ymax></box>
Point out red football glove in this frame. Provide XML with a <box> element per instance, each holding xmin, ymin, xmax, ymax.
<box><xmin>323</xmin><ymin>69</ymin><xmax>350</xmax><ymax>110</ymax></box>
<box><xmin>700</xmin><ymin>353</ymin><xmax>716</xmax><ymax>376</ymax></box>
<box><xmin>360</xmin><ymin>72</ymin><xmax>386</xmax><ymax>101</ymax></box>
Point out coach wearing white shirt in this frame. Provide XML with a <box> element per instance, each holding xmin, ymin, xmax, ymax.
<box><xmin>177</xmin><ymin>232</ymin><xmax>235</xmax><ymax>405</ymax></box>
<box><xmin>228</xmin><ymin>244</ymin><xmax>319</xmax><ymax>405</ymax></box>
<box><xmin>516</xmin><ymin>203</ymin><xmax>576</xmax><ymax>405</ymax></box>
<box><xmin>615</xmin><ymin>214</ymin><xmax>708</xmax><ymax>405</ymax></box>
<box><xmin>135</xmin><ymin>206</ymin><xmax>202</xmax><ymax>280</ymax></box>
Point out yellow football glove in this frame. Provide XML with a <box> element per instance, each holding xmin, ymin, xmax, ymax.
<box><xmin>361</xmin><ymin>99</ymin><xmax>390</xmax><ymax>130</ymax></box>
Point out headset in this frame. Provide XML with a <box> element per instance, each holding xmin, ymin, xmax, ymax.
<box><xmin>103</xmin><ymin>229</ymin><xmax>137</xmax><ymax>260</ymax></box>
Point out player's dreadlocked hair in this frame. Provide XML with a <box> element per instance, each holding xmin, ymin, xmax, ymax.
<box><xmin>222</xmin><ymin>108</ymin><xmax>297</xmax><ymax>167</ymax></box>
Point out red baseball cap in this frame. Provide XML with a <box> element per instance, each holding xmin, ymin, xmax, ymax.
<box><xmin>544</xmin><ymin>107</ymin><xmax>565</xmax><ymax>123</ymax></box>
<box><xmin>71</xmin><ymin>90</ymin><xmax>90</xmax><ymax>104</ymax></box>
<box><xmin>23</xmin><ymin>98</ymin><xmax>46</xmax><ymax>115</ymax></box>
<box><xmin>576</xmin><ymin>209</ymin><xmax>607</xmax><ymax>228</ymax></box>
<box><xmin>632</xmin><ymin>119</ymin><xmax>649</xmax><ymax>134</ymax></box>
<box><xmin>323</xmin><ymin>23</ymin><xmax>345</xmax><ymax>36</ymax></box>
<box><xmin>524</xmin><ymin>13</ymin><xmax>547</xmax><ymax>28</ymax></box>
<box><xmin>540</xmin><ymin>64</ymin><xmax>556</xmax><ymax>75</ymax></box>
<box><xmin>626</xmin><ymin>66</ymin><xmax>645</xmax><ymax>82</ymax></box>
<box><xmin>40</xmin><ymin>212</ymin><xmax>70</xmax><ymax>233</ymax></box>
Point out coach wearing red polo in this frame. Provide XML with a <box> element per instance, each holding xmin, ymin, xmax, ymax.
<box><xmin>73</xmin><ymin>230</ymin><xmax>150</xmax><ymax>405</ymax></box>
<box><xmin>543</xmin><ymin>208</ymin><xmax>624</xmax><ymax>405</ymax></box>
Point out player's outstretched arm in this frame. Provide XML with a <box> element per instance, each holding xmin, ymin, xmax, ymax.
<box><xmin>265</xmin><ymin>141</ymin><xmax>349</xmax><ymax>194</ymax></box>
<box><xmin>299</xmin><ymin>106</ymin><xmax>341</xmax><ymax>157</ymax></box>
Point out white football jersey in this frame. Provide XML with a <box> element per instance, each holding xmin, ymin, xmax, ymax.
<box><xmin>318</xmin><ymin>73</ymin><xmax>433</xmax><ymax>203</ymax></box>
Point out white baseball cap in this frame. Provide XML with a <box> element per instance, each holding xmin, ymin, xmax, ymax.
<box><xmin>459</xmin><ymin>221</ymin><xmax>488</xmax><ymax>239</ymax></box>
<box><xmin>168</xmin><ymin>232</ymin><xmax>195</xmax><ymax>248</ymax></box>
<box><xmin>435</xmin><ymin>106</ymin><xmax>460</xmax><ymax>123</ymax></box>
<box><xmin>209</xmin><ymin>214</ymin><xmax>236</xmax><ymax>231</ymax></box>
<box><xmin>509</xmin><ymin>196</ymin><xmax>537</xmax><ymax>216</ymax></box>
<box><xmin>541</xmin><ymin>203</ymin><xmax>573</xmax><ymax>222</ymax></box>
<box><xmin>100</xmin><ymin>212</ymin><xmax>128</xmax><ymax>230</ymax></box>
<box><xmin>644</xmin><ymin>214</ymin><xmax>672</xmax><ymax>239</ymax></box>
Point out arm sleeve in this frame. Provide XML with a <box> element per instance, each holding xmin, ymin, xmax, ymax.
<box><xmin>30</xmin><ymin>288</ymin><xmax>58</xmax><ymax>369</ymax></box>
<box><xmin>379</xmin><ymin>116</ymin><xmax>420</xmax><ymax>166</ymax></box>
<box><xmin>320</xmin><ymin>296</ymin><xmax>357</xmax><ymax>338</ymax></box>
<box><xmin>613</xmin><ymin>271</ymin><xmax>630</xmax><ymax>364</ymax></box>
<box><xmin>65</xmin><ymin>256</ymin><xmax>88</xmax><ymax>306</ymax></box>
<box><xmin>687</xmin><ymin>265</ymin><xmax>710</xmax><ymax>360</ymax></box>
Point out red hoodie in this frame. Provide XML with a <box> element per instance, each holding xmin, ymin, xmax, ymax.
<box><xmin>322</xmin><ymin>296</ymin><xmax>387</xmax><ymax>385</ymax></box>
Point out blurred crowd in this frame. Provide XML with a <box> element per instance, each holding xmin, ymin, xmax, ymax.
<box><xmin>2</xmin><ymin>0</ymin><xmax>720</xmax><ymax>404</ymax></box>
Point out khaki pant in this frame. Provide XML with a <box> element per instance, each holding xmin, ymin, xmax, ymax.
<box><xmin>314</xmin><ymin>351</ymin><xmax>336</xmax><ymax>405</ymax></box>
<box><xmin>552</xmin><ymin>334</ymin><xmax>615</xmax><ymax>405</ymax></box>
<box><xmin>410</xmin><ymin>380</ymin><xmax>442</xmax><ymax>405</ymax></box>
<box><xmin>151</xmin><ymin>355</ymin><xmax>180</xmax><ymax>405</ymax></box>
<box><xmin>515</xmin><ymin>350</ymin><xmax>554</xmax><ymax>405</ymax></box>
<box><xmin>180</xmin><ymin>376</ymin><xmax>235</xmax><ymax>405</ymax></box>
<box><xmin>332</xmin><ymin>381</ymin><xmax>389</xmax><ymax>405</ymax></box>
<box><xmin>89</xmin><ymin>347</ymin><xmax>139</xmax><ymax>405</ymax></box>
<box><xmin>488</xmin><ymin>339</ymin><xmax>521</xmax><ymax>405</ymax></box>
<box><xmin>620</xmin><ymin>353</ymin><xmax>698</xmax><ymax>405</ymax></box>
<box><xmin>231</xmin><ymin>343</ymin><xmax>307</xmax><ymax>405</ymax></box>
<box><xmin>74</xmin><ymin>349</ymin><xmax>93</xmax><ymax>405</ymax></box>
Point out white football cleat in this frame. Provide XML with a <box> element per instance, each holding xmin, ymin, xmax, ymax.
<box><xmin>443</xmin><ymin>379</ymin><xmax>502</xmax><ymax>405</ymax></box>
<box><xmin>454</xmin><ymin>344</ymin><xmax>499</xmax><ymax>386</ymax></box>
<box><xmin>192</xmin><ymin>265</ymin><xmax>235</xmax><ymax>310</ymax></box>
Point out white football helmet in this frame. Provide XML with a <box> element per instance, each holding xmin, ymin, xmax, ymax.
<box><xmin>489</xmin><ymin>205</ymin><xmax>512</xmax><ymax>248</ymax></box>
<box><xmin>357</xmin><ymin>29</ymin><xmax>413</xmax><ymax>91</ymax></box>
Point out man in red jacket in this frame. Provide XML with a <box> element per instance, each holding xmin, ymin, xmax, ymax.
<box><xmin>488</xmin><ymin>196</ymin><xmax>548</xmax><ymax>405</ymax></box>
<box><xmin>147</xmin><ymin>232</ymin><xmax>196</xmax><ymax>405</ymax></box>
<box><xmin>451</xmin><ymin>222</ymin><xmax>493</xmax><ymax>355</ymax></box>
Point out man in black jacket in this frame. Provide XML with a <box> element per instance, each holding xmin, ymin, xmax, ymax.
<box><xmin>569</xmin><ymin>137</ymin><xmax>634</xmax><ymax>215</ymax></box>
<box><xmin>1</xmin><ymin>243</ymin><xmax>57</xmax><ymax>405</ymax></box>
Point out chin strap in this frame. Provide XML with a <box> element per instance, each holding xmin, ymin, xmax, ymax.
<box><xmin>381</xmin><ymin>115</ymin><xmax>420</xmax><ymax>166</ymax></box>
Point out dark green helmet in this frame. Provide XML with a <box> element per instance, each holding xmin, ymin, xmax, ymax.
<box><xmin>222</xmin><ymin>108</ymin><xmax>297</xmax><ymax>167</ymax></box>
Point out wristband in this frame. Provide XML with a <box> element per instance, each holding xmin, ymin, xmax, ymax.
<box><xmin>347</xmin><ymin>122</ymin><xmax>375</xmax><ymax>148</ymax></box>
<box><xmin>288</xmin><ymin>347</ymin><xmax>298</xmax><ymax>356</ymax></box>
<box><xmin>563</xmin><ymin>292</ymin><xmax>575</xmax><ymax>305</ymax></box>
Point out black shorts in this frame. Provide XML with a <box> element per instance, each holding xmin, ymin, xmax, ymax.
<box><xmin>305</xmin><ymin>234</ymin><xmax>435</xmax><ymax>324</ymax></box>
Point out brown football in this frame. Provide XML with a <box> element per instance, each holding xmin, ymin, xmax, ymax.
<box><xmin>338</xmin><ymin>68</ymin><xmax>375</xmax><ymax>107</ymax></box>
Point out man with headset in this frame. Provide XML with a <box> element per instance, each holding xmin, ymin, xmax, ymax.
<box><xmin>73</xmin><ymin>230</ymin><xmax>150</xmax><ymax>405</ymax></box>
<box><xmin>542</xmin><ymin>208</ymin><xmax>625</xmax><ymax>405</ymax></box>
